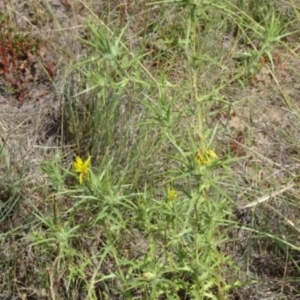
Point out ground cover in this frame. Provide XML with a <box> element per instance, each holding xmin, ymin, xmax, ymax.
<box><xmin>1</xmin><ymin>1</ymin><xmax>300</xmax><ymax>299</ymax></box>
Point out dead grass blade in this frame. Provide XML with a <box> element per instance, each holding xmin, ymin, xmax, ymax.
<box><xmin>236</xmin><ymin>182</ymin><xmax>294</xmax><ymax>210</ymax></box>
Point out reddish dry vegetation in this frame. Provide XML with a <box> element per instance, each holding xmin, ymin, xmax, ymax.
<box><xmin>0</xmin><ymin>12</ymin><xmax>56</xmax><ymax>107</ymax></box>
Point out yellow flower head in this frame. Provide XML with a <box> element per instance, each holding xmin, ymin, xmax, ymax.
<box><xmin>195</xmin><ymin>149</ymin><xmax>218</xmax><ymax>166</ymax></box>
<box><xmin>73</xmin><ymin>155</ymin><xmax>91</xmax><ymax>185</ymax></box>
<box><xmin>167</xmin><ymin>187</ymin><xmax>177</xmax><ymax>201</ymax></box>
<box><xmin>142</xmin><ymin>272</ymin><xmax>156</xmax><ymax>280</ymax></box>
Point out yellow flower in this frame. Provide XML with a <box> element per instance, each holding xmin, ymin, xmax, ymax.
<box><xmin>195</xmin><ymin>149</ymin><xmax>218</xmax><ymax>166</ymax></box>
<box><xmin>142</xmin><ymin>272</ymin><xmax>156</xmax><ymax>280</ymax></box>
<box><xmin>73</xmin><ymin>155</ymin><xmax>91</xmax><ymax>185</ymax></box>
<box><xmin>167</xmin><ymin>187</ymin><xmax>177</xmax><ymax>201</ymax></box>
